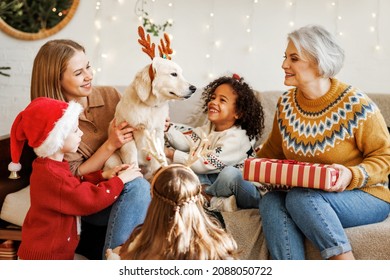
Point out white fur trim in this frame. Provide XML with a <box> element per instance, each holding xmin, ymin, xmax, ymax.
<box><xmin>34</xmin><ymin>101</ymin><xmax>83</xmax><ymax>157</ymax></box>
<box><xmin>8</xmin><ymin>162</ymin><xmax>22</xmax><ymax>172</ymax></box>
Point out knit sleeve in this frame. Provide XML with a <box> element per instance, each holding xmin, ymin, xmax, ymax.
<box><xmin>347</xmin><ymin>109</ymin><xmax>390</xmax><ymax>189</ymax></box>
<box><xmin>81</xmin><ymin>170</ymin><xmax>104</xmax><ymax>184</ymax></box>
<box><xmin>59</xmin><ymin>176</ymin><xmax>125</xmax><ymax>216</ymax></box>
<box><xmin>256</xmin><ymin>108</ymin><xmax>285</xmax><ymax>159</ymax></box>
<box><xmin>164</xmin><ymin>123</ymin><xmax>192</xmax><ymax>152</ymax></box>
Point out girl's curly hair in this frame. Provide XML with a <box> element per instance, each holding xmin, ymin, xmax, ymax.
<box><xmin>201</xmin><ymin>75</ymin><xmax>265</xmax><ymax>141</ymax></box>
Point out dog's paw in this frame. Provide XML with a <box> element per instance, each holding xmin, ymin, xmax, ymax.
<box><xmin>136</xmin><ymin>124</ymin><xmax>146</xmax><ymax>131</ymax></box>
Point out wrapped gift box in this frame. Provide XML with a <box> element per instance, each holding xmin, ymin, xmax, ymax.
<box><xmin>243</xmin><ymin>158</ymin><xmax>338</xmax><ymax>190</ymax></box>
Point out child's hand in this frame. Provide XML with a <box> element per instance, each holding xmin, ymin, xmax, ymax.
<box><xmin>116</xmin><ymin>164</ymin><xmax>143</xmax><ymax>183</ymax></box>
<box><xmin>102</xmin><ymin>164</ymin><xmax>129</xmax><ymax>179</ymax></box>
<box><xmin>164</xmin><ymin>116</ymin><xmax>171</xmax><ymax>132</ymax></box>
<box><xmin>102</xmin><ymin>164</ymin><xmax>143</xmax><ymax>183</ymax></box>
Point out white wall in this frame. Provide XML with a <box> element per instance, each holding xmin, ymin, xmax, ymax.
<box><xmin>1</xmin><ymin>0</ymin><xmax>390</xmax><ymax>135</ymax></box>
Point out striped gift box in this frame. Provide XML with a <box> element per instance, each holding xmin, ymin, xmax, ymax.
<box><xmin>243</xmin><ymin>158</ymin><xmax>338</xmax><ymax>190</ymax></box>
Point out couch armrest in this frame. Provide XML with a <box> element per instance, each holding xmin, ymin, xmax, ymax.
<box><xmin>0</xmin><ymin>135</ymin><xmax>35</xmax><ymax>208</ymax></box>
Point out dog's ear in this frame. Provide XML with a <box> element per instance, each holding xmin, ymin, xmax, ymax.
<box><xmin>135</xmin><ymin>67</ymin><xmax>153</xmax><ymax>102</ymax></box>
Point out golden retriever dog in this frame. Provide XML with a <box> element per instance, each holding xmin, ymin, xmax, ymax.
<box><xmin>105</xmin><ymin>56</ymin><xmax>196</xmax><ymax>179</ymax></box>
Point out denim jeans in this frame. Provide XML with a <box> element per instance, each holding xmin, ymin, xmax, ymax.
<box><xmin>259</xmin><ymin>188</ymin><xmax>390</xmax><ymax>259</ymax></box>
<box><xmin>200</xmin><ymin>166</ymin><xmax>261</xmax><ymax>209</ymax></box>
<box><xmin>82</xmin><ymin>177</ymin><xmax>151</xmax><ymax>259</ymax></box>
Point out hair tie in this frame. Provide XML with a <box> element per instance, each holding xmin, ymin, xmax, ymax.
<box><xmin>232</xmin><ymin>73</ymin><xmax>241</xmax><ymax>81</ymax></box>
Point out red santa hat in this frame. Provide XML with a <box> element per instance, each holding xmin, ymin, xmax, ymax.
<box><xmin>8</xmin><ymin>97</ymin><xmax>83</xmax><ymax>173</ymax></box>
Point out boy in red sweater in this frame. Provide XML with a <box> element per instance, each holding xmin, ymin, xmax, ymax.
<box><xmin>8</xmin><ymin>97</ymin><xmax>143</xmax><ymax>260</ymax></box>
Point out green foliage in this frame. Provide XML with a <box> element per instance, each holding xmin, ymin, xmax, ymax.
<box><xmin>0</xmin><ymin>0</ymin><xmax>73</xmax><ymax>33</ymax></box>
<box><xmin>142</xmin><ymin>11</ymin><xmax>172</xmax><ymax>37</ymax></box>
<box><xmin>0</xmin><ymin>66</ymin><xmax>11</xmax><ymax>77</ymax></box>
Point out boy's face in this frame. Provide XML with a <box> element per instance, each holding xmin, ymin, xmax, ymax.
<box><xmin>207</xmin><ymin>83</ymin><xmax>239</xmax><ymax>132</ymax></box>
<box><xmin>62</xmin><ymin>122</ymin><xmax>83</xmax><ymax>153</ymax></box>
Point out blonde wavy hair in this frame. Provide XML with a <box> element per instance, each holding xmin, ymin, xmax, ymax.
<box><xmin>30</xmin><ymin>39</ymin><xmax>85</xmax><ymax>101</ymax></box>
<box><xmin>119</xmin><ymin>164</ymin><xmax>239</xmax><ymax>260</ymax></box>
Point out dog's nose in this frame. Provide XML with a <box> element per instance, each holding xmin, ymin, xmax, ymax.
<box><xmin>189</xmin><ymin>85</ymin><xmax>196</xmax><ymax>93</ymax></box>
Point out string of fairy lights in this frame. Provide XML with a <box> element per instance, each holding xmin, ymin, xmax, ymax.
<box><xmin>92</xmin><ymin>0</ymin><xmax>384</xmax><ymax>81</ymax></box>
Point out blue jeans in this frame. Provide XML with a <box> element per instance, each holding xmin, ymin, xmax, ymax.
<box><xmin>82</xmin><ymin>177</ymin><xmax>151</xmax><ymax>259</ymax></box>
<box><xmin>200</xmin><ymin>166</ymin><xmax>261</xmax><ymax>209</ymax></box>
<box><xmin>259</xmin><ymin>188</ymin><xmax>390</xmax><ymax>259</ymax></box>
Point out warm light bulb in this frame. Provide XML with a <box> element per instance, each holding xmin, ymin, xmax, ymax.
<box><xmin>375</xmin><ymin>45</ymin><xmax>381</xmax><ymax>51</ymax></box>
<box><xmin>370</xmin><ymin>26</ymin><xmax>375</xmax><ymax>32</ymax></box>
<box><xmin>168</xmin><ymin>3</ymin><xmax>173</xmax><ymax>7</ymax></box>
<box><xmin>246</xmin><ymin>28</ymin><xmax>251</xmax><ymax>33</ymax></box>
<box><xmin>214</xmin><ymin>40</ymin><xmax>221</xmax><ymax>47</ymax></box>
<box><xmin>248</xmin><ymin>46</ymin><xmax>253</xmax><ymax>52</ymax></box>
<box><xmin>95</xmin><ymin>20</ymin><xmax>102</xmax><ymax>30</ymax></box>
<box><xmin>289</xmin><ymin>21</ymin><xmax>294</xmax><ymax>27</ymax></box>
<box><xmin>205</xmin><ymin>54</ymin><xmax>211</xmax><ymax>59</ymax></box>
<box><xmin>372</xmin><ymin>13</ymin><xmax>377</xmax><ymax>18</ymax></box>
<box><xmin>210</xmin><ymin>12</ymin><xmax>214</xmax><ymax>17</ymax></box>
<box><xmin>101</xmin><ymin>53</ymin><xmax>108</xmax><ymax>59</ymax></box>
<box><xmin>338</xmin><ymin>16</ymin><xmax>342</xmax><ymax>20</ymax></box>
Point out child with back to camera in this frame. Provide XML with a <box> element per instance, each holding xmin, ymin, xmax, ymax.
<box><xmin>106</xmin><ymin>164</ymin><xmax>238</xmax><ymax>260</ymax></box>
<box><xmin>8</xmin><ymin>97</ymin><xmax>143</xmax><ymax>260</ymax></box>
<box><xmin>164</xmin><ymin>74</ymin><xmax>265</xmax><ymax>210</ymax></box>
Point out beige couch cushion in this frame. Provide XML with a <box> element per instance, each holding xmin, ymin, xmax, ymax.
<box><xmin>0</xmin><ymin>186</ymin><xmax>30</xmax><ymax>227</ymax></box>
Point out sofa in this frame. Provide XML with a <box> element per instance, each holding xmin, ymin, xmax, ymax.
<box><xmin>0</xmin><ymin>89</ymin><xmax>389</xmax><ymax>260</ymax></box>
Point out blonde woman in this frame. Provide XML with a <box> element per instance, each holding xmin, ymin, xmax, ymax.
<box><xmin>106</xmin><ymin>164</ymin><xmax>238</xmax><ymax>260</ymax></box>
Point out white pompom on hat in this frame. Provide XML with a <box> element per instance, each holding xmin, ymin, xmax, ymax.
<box><xmin>8</xmin><ymin>97</ymin><xmax>83</xmax><ymax>172</ymax></box>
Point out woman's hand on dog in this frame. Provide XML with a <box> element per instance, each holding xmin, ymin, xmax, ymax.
<box><xmin>107</xmin><ymin>118</ymin><xmax>135</xmax><ymax>150</ymax></box>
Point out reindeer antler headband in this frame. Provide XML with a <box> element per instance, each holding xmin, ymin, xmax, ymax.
<box><xmin>137</xmin><ymin>26</ymin><xmax>173</xmax><ymax>81</ymax></box>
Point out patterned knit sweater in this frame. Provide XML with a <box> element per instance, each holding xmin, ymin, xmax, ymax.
<box><xmin>257</xmin><ymin>78</ymin><xmax>390</xmax><ymax>203</ymax></box>
<box><xmin>166</xmin><ymin>121</ymin><xmax>255</xmax><ymax>174</ymax></box>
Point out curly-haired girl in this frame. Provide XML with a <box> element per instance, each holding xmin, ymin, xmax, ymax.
<box><xmin>164</xmin><ymin>74</ymin><xmax>264</xmax><ymax>210</ymax></box>
<box><xmin>106</xmin><ymin>164</ymin><xmax>238</xmax><ymax>260</ymax></box>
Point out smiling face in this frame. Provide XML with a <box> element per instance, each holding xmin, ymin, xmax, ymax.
<box><xmin>282</xmin><ymin>40</ymin><xmax>320</xmax><ymax>88</ymax></box>
<box><xmin>61</xmin><ymin>50</ymin><xmax>93</xmax><ymax>102</ymax></box>
<box><xmin>207</xmin><ymin>83</ymin><xmax>239</xmax><ymax>131</ymax></box>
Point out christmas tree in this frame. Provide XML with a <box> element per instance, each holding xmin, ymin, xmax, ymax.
<box><xmin>0</xmin><ymin>0</ymin><xmax>73</xmax><ymax>33</ymax></box>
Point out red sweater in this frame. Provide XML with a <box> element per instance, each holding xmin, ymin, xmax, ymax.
<box><xmin>17</xmin><ymin>158</ymin><xmax>124</xmax><ymax>260</ymax></box>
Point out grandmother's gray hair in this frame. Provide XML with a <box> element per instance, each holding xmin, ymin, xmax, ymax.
<box><xmin>288</xmin><ymin>25</ymin><xmax>345</xmax><ymax>78</ymax></box>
